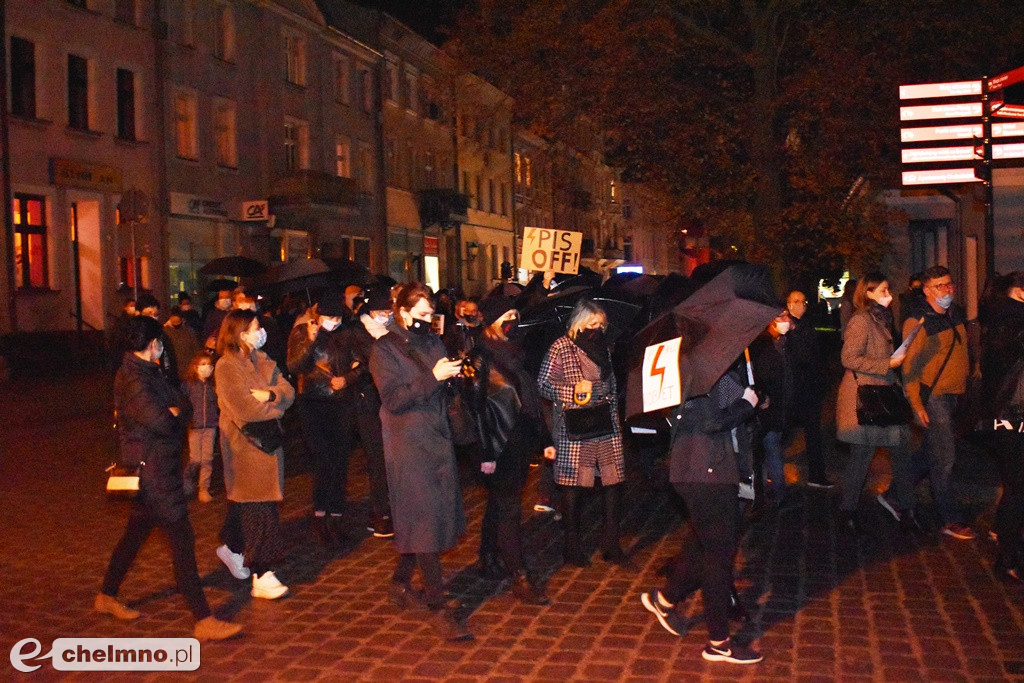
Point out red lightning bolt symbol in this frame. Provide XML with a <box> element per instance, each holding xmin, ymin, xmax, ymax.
<box><xmin>650</xmin><ymin>345</ymin><xmax>667</xmax><ymax>393</ymax></box>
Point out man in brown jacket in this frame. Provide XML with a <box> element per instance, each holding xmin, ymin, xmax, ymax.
<box><xmin>900</xmin><ymin>265</ymin><xmax>974</xmax><ymax>540</ymax></box>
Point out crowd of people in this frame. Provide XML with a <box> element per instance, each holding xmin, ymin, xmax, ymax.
<box><xmin>93</xmin><ymin>262</ymin><xmax>1024</xmax><ymax>665</ymax></box>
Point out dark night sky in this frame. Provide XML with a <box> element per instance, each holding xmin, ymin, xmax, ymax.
<box><xmin>350</xmin><ymin>0</ymin><xmax>468</xmax><ymax>45</ymax></box>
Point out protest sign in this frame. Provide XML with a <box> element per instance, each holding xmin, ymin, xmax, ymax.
<box><xmin>519</xmin><ymin>228</ymin><xmax>583</xmax><ymax>275</ymax></box>
<box><xmin>642</xmin><ymin>337</ymin><xmax>683</xmax><ymax>413</ymax></box>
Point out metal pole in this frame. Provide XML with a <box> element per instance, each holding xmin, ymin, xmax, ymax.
<box><xmin>981</xmin><ymin>76</ymin><xmax>996</xmax><ymax>279</ymax></box>
<box><xmin>70</xmin><ymin>202</ymin><xmax>83</xmax><ymax>333</ymax></box>
<box><xmin>130</xmin><ymin>220</ymin><xmax>138</xmax><ymax>301</ymax></box>
<box><xmin>0</xmin><ymin>0</ymin><xmax>17</xmax><ymax>333</ymax></box>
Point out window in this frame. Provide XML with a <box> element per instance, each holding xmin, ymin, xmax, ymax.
<box><xmin>333</xmin><ymin>54</ymin><xmax>350</xmax><ymax>105</ymax></box>
<box><xmin>610</xmin><ymin>179</ymin><xmax>617</xmax><ymax>202</ymax></box>
<box><xmin>384</xmin><ymin>60</ymin><xmax>399</xmax><ymax>103</ymax></box>
<box><xmin>10</xmin><ymin>37</ymin><xmax>35</xmax><ymax>118</ymax></box>
<box><xmin>425</xmin><ymin>151</ymin><xmax>436</xmax><ymax>189</ymax></box>
<box><xmin>181</xmin><ymin>0</ymin><xmax>196</xmax><ymax>46</ymax></box>
<box><xmin>405</xmin><ymin>70</ymin><xmax>418</xmax><ymax>114</ymax></box>
<box><xmin>67</xmin><ymin>54</ymin><xmax>89</xmax><ymax>130</ymax></box>
<box><xmin>360</xmin><ymin>69</ymin><xmax>373</xmax><ymax>113</ymax></box>
<box><xmin>490</xmin><ymin>244</ymin><xmax>499</xmax><ymax>280</ymax></box>
<box><xmin>335</xmin><ymin>136</ymin><xmax>350</xmax><ymax>177</ymax></box>
<box><xmin>115</xmin><ymin>0</ymin><xmax>136</xmax><ymax>24</ymax></box>
<box><xmin>120</xmin><ymin>256</ymin><xmax>149</xmax><ymax>290</ymax></box>
<box><xmin>500</xmin><ymin>182</ymin><xmax>507</xmax><ymax>215</ymax></box>
<box><xmin>524</xmin><ymin>157</ymin><xmax>532</xmax><ymax>187</ymax></box>
<box><xmin>462</xmin><ymin>171</ymin><xmax>470</xmax><ymax>195</ymax></box>
<box><xmin>514</xmin><ymin>153</ymin><xmax>521</xmax><ymax>184</ymax></box>
<box><xmin>475</xmin><ymin>175</ymin><xmax>482</xmax><ymax>210</ymax></box>
<box><xmin>337</xmin><ymin>235</ymin><xmax>371</xmax><ymax>267</ymax></box>
<box><xmin>284</xmin><ymin>118</ymin><xmax>308</xmax><ymax>171</ymax></box>
<box><xmin>405</xmin><ymin>142</ymin><xmax>415</xmax><ymax>189</ymax></box>
<box><xmin>358</xmin><ymin>144</ymin><xmax>374</xmax><ymax>192</ymax></box>
<box><xmin>214</xmin><ymin>98</ymin><xmax>237</xmax><ymax>167</ymax></box>
<box><xmin>116</xmin><ymin>69</ymin><xmax>136</xmax><ymax>140</ymax></box>
<box><xmin>214</xmin><ymin>2</ymin><xmax>235</xmax><ymax>62</ymax></box>
<box><xmin>488</xmin><ymin>178</ymin><xmax>496</xmax><ymax>213</ymax></box>
<box><xmin>173</xmin><ymin>89</ymin><xmax>198</xmax><ymax>159</ymax></box>
<box><xmin>12</xmin><ymin>195</ymin><xmax>48</xmax><ymax>289</ymax></box>
<box><xmin>283</xmin><ymin>31</ymin><xmax>306</xmax><ymax>86</ymax></box>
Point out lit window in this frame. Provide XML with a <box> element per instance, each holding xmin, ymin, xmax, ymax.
<box><xmin>334</xmin><ymin>54</ymin><xmax>350</xmax><ymax>104</ymax></box>
<box><xmin>214</xmin><ymin>98</ymin><xmax>237</xmax><ymax>167</ymax></box>
<box><xmin>514</xmin><ymin>153</ymin><xmax>521</xmax><ymax>184</ymax></box>
<box><xmin>284</xmin><ymin>118</ymin><xmax>308</xmax><ymax>171</ymax></box>
<box><xmin>283</xmin><ymin>32</ymin><xmax>306</xmax><ymax>86</ymax></box>
<box><xmin>12</xmin><ymin>194</ymin><xmax>48</xmax><ymax>289</ymax></box>
<box><xmin>173</xmin><ymin>89</ymin><xmax>198</xmax><ymax>159</ymax></box>
<box><xmin>524</xmin><ymin>157</ymin><xmax>532</xmax><ymax>187</ymax></box>
<box><xmin>335</xmin><ymin>136</ymin><xmax>350</xmax><ymax>177</ymax></box>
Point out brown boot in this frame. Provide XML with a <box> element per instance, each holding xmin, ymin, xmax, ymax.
<box><xmin>94</xmin><ymin>593</ymin><xmax>140</xmax><ymax>620</ymax></box>
<box><xmin>511</xmin><ymin>574</ymin><xmax>550</xmax><ymax>606</ymax></box>
<box><xmin>194</xmin><ymin>616</ymin><xmax>243</xmax><ymax>641</ymax></box>
<box><xmin>428</xmin><ymin>608</ymin><xmax>474</xmax><ymax>642</ymax></box>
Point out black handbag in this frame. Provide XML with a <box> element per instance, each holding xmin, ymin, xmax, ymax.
<box><xmin>856</xmin><ymin>383</ymin><xmax>913</xmax><ymax>427</ymax></box>
<box><xmin>239</xmin><ymin>419</ymin><xmax>285</xmax><ymax>453</ymax></box>
<box><xmin>563</xmin><ymin>402</ymin><xmax>616</xmax><ymax>440</ymax></box>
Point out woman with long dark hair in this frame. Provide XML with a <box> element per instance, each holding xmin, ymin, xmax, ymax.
<box><xmin>215</xmin><ymin>309</ymin><xmax>295</xmax><ymax>599</ymax></box>
<box><xmin>369</xmin><ymin>282</ymin><xmax>472</xmax><ymax>641</ymax></box>
<box><xmin>538</xmin><ymin>298</ymin><xmax>627</xmax><ymax>567</ymax></box>
<box><xmin>835</xmin><ymin>272</ymin><xmax>915</xmax><ymax>535</ymax></box>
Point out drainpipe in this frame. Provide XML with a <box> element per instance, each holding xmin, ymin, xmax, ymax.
<box><xmin>152</xmin><ymin>0</ymin><xmax>170</xmax><ymax>302</ymax></box>
<box><xmin>372</xmin><ymin>12</ymin><xmax>389</xmax><ymax>276</ymax></box>
<box><xmin>0</xmin><ymin>0</ymin><xmax>17</xmax><ymax>333</ymax></box>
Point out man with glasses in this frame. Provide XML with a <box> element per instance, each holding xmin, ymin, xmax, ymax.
<box><xmin>895</xmin><ymin>265</ymin><xmax>974</xmax><ymax>540</ymax></box>
<box><xmin>786</xmin><ymin>291</ymin><xmax>831</xmax><ymax>489</ymax></box>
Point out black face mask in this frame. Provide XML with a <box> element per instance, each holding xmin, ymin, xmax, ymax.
<box><xmin>575</xmin><ymin>328</ymin><xmax>607</xmax><ymax>348</ymax></box>
<box><xmin>409</xmin><ymin>318</ymin><xmax>431</xmax><ymax>336</ymax></box>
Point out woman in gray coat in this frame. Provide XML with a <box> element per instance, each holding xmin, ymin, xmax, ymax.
<box><xmin>369</xmin><ymin>282</ymin><xmax>471</xmax><ymax>641</ymax></box>
<box><xmin>215</xmin><ymin>309</ymin><xmax>295</xmax><ymax>599</ymax></box>
<box><xmin>836</xmin><ymin>272</ymin><xmax>914</xmax><ymax>534</ymax></box>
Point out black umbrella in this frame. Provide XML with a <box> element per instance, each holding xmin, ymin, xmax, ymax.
<box><xmin>624</xmin><ymin>263</ymin><xmax>782</xmax><ymax>420</ymax></box>
<box><xmin>551</xmin><ymin>265</ymin><xmax>602</xmax><ymax>291</ymax></box>
<box><xmin>204</xmin><ymin>278</ymin><xmax>239</xmax><ymax>292</ymax></box>
<box><xmin>322</xmin><ymin>257</ymin><xmax>371</xmax><ymax>287</ymax></box>
<box><xmin>518</xmin><ymin>286</ymin><xmax>640</xmax><ymax>341</ymax></box>
<box><xmin>255</xmin><ymin>258</ymin><xmax>336</xmax><ymax>301</ymax></box>
<box><xmin>488</xmin><ymin>281</ymin><xmax>525</xmax><ymax>298</ymax></box>
<box><xmin>198</xmin><ymin>255</ymin><xmax>267</xmax><ymax>277</ymax></box>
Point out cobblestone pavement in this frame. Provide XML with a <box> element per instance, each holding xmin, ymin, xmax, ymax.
<box><xmin>2</xmin><ymin>370</ymin><xmax>1023</xmax><ymax>681</ymax></box>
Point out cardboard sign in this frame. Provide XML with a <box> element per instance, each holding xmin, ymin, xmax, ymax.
<box><xmin>642</xmin><ymin>337</ymin><xmax>683</xmax><ymax>413</ymax></box>
<box><xmin>519</xmin><ymin>227</ymin><xmax>583</xmax><ymax>275</ymax></box>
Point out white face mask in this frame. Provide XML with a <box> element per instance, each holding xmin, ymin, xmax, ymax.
<box><xmin>153</xmin><ymin>341</ymin><xmax>164</xmax><ymax>360</ymax></box>
<box><xmin>775</xmin><ymin>321</ymin><xmax>790</xmax><ymax>335</ymax></box>
<box><xmin>197</xmin><ymin>364</ymin><xmax>214</xmax><ymax>379</ymax></box>
<box><xmin>877</xmin><ymin>294</ymin><xmax>893</xmax><ymax>308</ymax></box>
<box><xmin>373</xmin><ymin>313</ymin><xmax>390</xmax><ymax>326</ymax></box>
<box><xmin>216</xmin><ymin>298</ymin><xmax>232</xmax><ymax>311</ymax></box>
<box><xmin>242</xmin><ymin>328</ymin><xmax>267</xmax><ymax>350</ymax></box>
<box><xmin>321</xmin><ymin>319</ymin><xmax>341</xmax><ymax>332</ymax></box>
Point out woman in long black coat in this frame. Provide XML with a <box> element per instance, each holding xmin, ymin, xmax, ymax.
<box><xmin>369</xmin><ymin>282</ymin><xmax>471</xmax><ymax>641</ymax></box>
<box><xmin>464</xmin><ymin>296</ymin><xmax>551</xmax><ymax>604</ymax></box>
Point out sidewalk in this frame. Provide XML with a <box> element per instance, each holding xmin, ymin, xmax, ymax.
<box><xmin>1</xmin><ymin>371</ymin><xmax>1023</xmax><ymax>681</ymax></box>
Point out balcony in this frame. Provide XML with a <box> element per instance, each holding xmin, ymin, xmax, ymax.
<box><xmin>270</xmin><ymin>171</ymin><xmax>359</xmax><ymax>207</ymax></box>
<box><xmin>416</xmin><ymin>188</ymin><xmax>470</xmax><ymax>228</ymax></box>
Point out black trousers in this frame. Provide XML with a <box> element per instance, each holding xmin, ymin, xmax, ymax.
<box><xmin>990</xmin><ymin>431</ymin><xmax>1024</xmax><ymax>567</ymax></box>
<box><xmin>662</xmin><ymin>482</ymin><xmax>738</xmax><ymax>642</ymax></box>
<box><xmin>102</xmin><ymin>502</ymin><xmax>211</xmax><ymax>620</ymax></box>
<box><xmin>480</xmin><ymin>486</ymin><xmax>524</xmax><ymax>577</ymax></box>
<box><xmin>393</xmin><ymin>552</ymin><xmax>444</xmax><ymax>608</ymax></box>
<box><xmin>220</xmin><ymin>501</ymin><xmax>284</xmax><ymax>576</ymax></box>
<box><xmin>790</xmin><ymin>399</ymin><xmax>826</xmax><ymax>483</ymax></box>
<box><xmin>560</xmin><ymin>483</ymin><xmax>621</xmax><ymax>558</ymax></box>
<box><xmin>353</xmin><ymin>399</ymin><xmax>391</xmax><ymax>522</ymax></box>
<box><xmin>298</xmin><ymin>397</ymin><xmax>353</xmax><ymax>514</ymax></box>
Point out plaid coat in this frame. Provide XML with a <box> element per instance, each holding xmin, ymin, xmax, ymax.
<box><xmin>537</xmin><ymin>336</ymin><xmax>624</xmax><ymax>487</ymax></box>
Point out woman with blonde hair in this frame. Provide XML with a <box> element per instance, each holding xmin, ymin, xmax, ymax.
<box><xmin>835</xmin><ymin>272</ymin><xmax>915</xmax><ymax>535</ymax></box>
<box><xmin>538</xmin><ymin>298</ymin><xmax>627</xmax><ymax>567</ymax></box>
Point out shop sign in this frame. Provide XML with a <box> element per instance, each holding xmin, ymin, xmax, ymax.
<box><xmin>50</xmin><ymin>158</ymin><xmax>123</xmax><ymax>192</ymax></box>
<box><xmin>237</xmin><ymin>200</ymin><xmax>269</xmax><ymax>221</ymax></box>
<box><xmin>170</xmin><ymin>192</ymin><xmax>228</xmax><ymax>219</ymax></box>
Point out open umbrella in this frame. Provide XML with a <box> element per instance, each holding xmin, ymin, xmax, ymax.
<box><xmin>624</xmin><ymin>263</ymin><xmax>782</xmax><ymax>421</ymax></box>
<box><xmin>258</xmin><ymin>258</ymin><xmax>335</xmax><ymax>297</ymax></box>
<box><xmin>198</xmin><ymin>255</ymin><xmax>267</xmax><ymax>277</ymax></box>
<box><xmin>488</xmin><ymin>281</ymin><xmax>525</xmax><ymax>298</ymax></box>
<box><xmin>322</xmin><ymin>257</ymin><xmax>371</xmax><ymax>287</ymax></box>
<box><xmin>518</xmin><ymin>286</ymin><xmax>640</xmax><ymax>343</ymax></box>
<box><xmin>204</xmin><ymin>278</ymin><xmax>239</xmax><ymax>292</ymax></box>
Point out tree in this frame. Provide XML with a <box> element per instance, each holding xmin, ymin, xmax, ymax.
<box><xmin>447</xmin><ymin>0</ymin><xmax>1024</xmax><ymax>289</ymax></box>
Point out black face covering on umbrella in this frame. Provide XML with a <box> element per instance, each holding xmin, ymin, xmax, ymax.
<box><xmin>573</xmin><ymin>329</ymin><xmax>612</xmax><ymax>378</ymax></box>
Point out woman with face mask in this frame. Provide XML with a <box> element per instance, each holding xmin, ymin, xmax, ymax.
<box><xmin>214</xmin><ymin>309</ymin><xmax>295</xmax><ymax>600</ymax></box>
<box><xmin>537</xmin><ymin>298</ymin><xmax>628</xmax><ymax>568</ymax></box>
<box><xmin>368</xmin><ymin>282</ymin><xmax>472</xmax><ymax>641</ymax></box>
<box><xmin>835</xmin><ymin>272</ymin><xmax>915</xmax><ymax>536</ymax></box>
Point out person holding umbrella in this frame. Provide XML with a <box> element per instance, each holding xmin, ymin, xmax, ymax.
<box><xmin>537</xmin><ymin>298</ymin><xmax>629</xmax><ymax>567</ymax></box>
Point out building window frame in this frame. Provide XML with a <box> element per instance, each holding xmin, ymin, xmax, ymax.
<box><xmin>284</xmin><ymin>117</ymin><xmax>309</xmax><ymax>171</ymax></box>
<box><xmin>213</xmin><ymin>97</ymin><xmax>237</xmax><ymax>168</ymax></box>
<box><xmin>335</xmin><ymin>135</ymin><xmax>351</xmax><ymax>178</ymax></box>
<box><xmin>283</xmin><ymin>30</ymin><xmax>306</xmax><ymax>86</ymax></box>
<box><xmin>333</xmin><ymin>53</ymin><xmax>350</xmax><ymax>105</ymax></box>
<box><xmin>10</xmin><ymin>36</ymin><xmax>36</xmax><ymax>119</ymax></box>
<box><xmin>173</xmin><ymin>88</ymin><xmax>199</xmax><ymax>160</ymax></box>
<box><xmin>116</xmin><ymin>68</ymin><xmax>136</xmax><ymax>141</ymax></box>
<box><xmin>213</xmin><ymin>1</ymin><xmax>236</xmax><ymax>62</ymax></box>
<box><xmin>67</xmin><ymin>53</ymin><xmax>90</xmax><ymax>130</ymax></box>
<box><xmin>12</xmin><ymin>194</ymin><xmax>49</xmax><ymax>290</ymax></box>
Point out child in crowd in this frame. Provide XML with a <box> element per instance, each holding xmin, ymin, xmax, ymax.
<box><xmin>185</xmin><ymin>350</ymin><xmax>219</xmax><ymax>502</ymax></box>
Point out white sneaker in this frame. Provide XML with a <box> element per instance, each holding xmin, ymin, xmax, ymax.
<box><xmin>216</xmin><ymin>544</ymin><xmax>250</xmax><ymax>580</ymax></box>
<box><xmin>251</xmin><ymin>571</ymin><xmax>289</xmax><ymax>599</ymax></box>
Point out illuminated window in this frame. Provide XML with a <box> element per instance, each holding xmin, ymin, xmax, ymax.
<box><xmin>214</xmin><ymin>98</ymin><xmax>237</xmax><ymax>167</ymax></box>
<box><xmin>284</xmin><ymin>118</ymin><xmax>308</xmax><ymax>171</ymax></box>
<box><xmin>334</xmin><ymin>54</ymin><xmax>350</xmax><ymax>104</ymax></box>
<box><xmin>283</xmin><ymin>31</ymin><xmax>306</xmax><ymax>86</ymax></box>
<box><xmin>335</xmin><ymin>136</ymin><xmax>350</xmax><ymax>177</ymax></box>
<box><xmin>173</xmin><ymin>89</ymin><xmax>198</xmax><ymax>159</ymax></box>
<box><xmin>524</xmin><ymin>157</ymin><xmax>532</xmax><ymax>187</ymax></box>
<box><xmin>214</xmin><ymin>2</ymin><xmax>235</xmax><ymax>62</ymax></box>
<box><xmin>12</xmin><ymin>194</ymin><xmax>48</xmax><ymax>289</ymax></box>
<box><xmin>514</xmin><ymin>153</ymin><xmax>521</xmax><ymax>184</ymax></box>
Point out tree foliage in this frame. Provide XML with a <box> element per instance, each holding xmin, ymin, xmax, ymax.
<box><xmin>447</xmin><ymin>0</ymin><xmax>1024</xmax><ymax>289</ymax></box>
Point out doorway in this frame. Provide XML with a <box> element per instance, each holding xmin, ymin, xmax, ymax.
<box><xmin>69</xmin><ymin>199</ymin><xmax>104</xmax><ymax>331</ymax></box>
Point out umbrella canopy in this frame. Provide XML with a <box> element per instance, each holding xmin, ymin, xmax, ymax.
<box><xmin>322</xmin><ymin>257</ymin><xmax>371</xmax><ymax>287</ymax></box>
<box><xmin>198</xmin><ymin>255</ymin><xmax>267</xmax><ymax>277</ymax></box>
<box><xmin>551</xmin><ymin>266</ymin><xmax>602</xmax><ymax>291</ymax></box>
<box><xmin>204</xmin><ymin>277</ymin><xmax>239</xmax><ymax>292</ymax></box>
<box><xmin>624</xmin><ymin>263</ymin><xmax>783</xmax><ymax>421</ymax></box>
<box><xmin>487</xmin><ymin>281</ymin><xmax>525</xmax><ymax>298</ymax></box>
<box><xmin>256</xmin><ymin>258</ymin><xmax>334</xmax><ymax>295</ymax></box>
<box><xmin>518</xmin><ymin>286</ymin><xmax>640</xmax><ymax>341</ymax></box>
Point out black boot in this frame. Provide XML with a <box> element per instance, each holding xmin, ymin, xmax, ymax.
<box><xmin>312</xmin><ymin>516</ymin><xmax>332</xmax><ymax>546</ymax></box>
<box><xmin>477</xmin><ymin>552</ymin><xmax>509</xmax><ymax>580</ymax></box>
<box><xmin>511</xmin><ymin>573</ymin><xmax>550</xmax><ymax>605</ymax></box>
<box><xmin>562</xmin><ymin>487</ymin><xmax>590</xmax><ymax>567</ymax></box>
<box><xmin>728</xmin><ymin>585</ymin><xmax>750</xmax><ymax>623</ymax></box>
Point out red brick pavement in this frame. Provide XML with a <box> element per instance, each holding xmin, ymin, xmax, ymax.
<box><xmin>1</xmin><ymin>372</ymin><xmax>1023</xmax><ymax>681</ymax></box>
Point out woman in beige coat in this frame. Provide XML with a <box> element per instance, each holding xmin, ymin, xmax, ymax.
<box><xmin>215</xmin><ymin>309</ymin><xmax>295</xmax><ymax>599</ymax></box>
<box><xmin>836</xmin><ymin>272</ymin><xmax>915</xmax><ymax>535</ymax></box>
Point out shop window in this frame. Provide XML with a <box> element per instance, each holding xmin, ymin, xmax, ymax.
<box><xmin>13</xmin><ymin>195</ymin><xmax>48</xmax><ymax>289</ymax></box>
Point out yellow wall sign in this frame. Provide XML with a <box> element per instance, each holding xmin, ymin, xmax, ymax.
<box><xmin>519</xmin><ymin>227</ymin><xmax>583</xmax><ymax>274</ymax></box>
<box><xmin>50</xmin><ymin>158</ymin><xmax>123</xmax><ymax>193</ymax></box>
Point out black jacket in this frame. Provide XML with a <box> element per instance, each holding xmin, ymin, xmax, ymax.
<box><xmin>750</xmin><ymin>332</ymin><xmax>793</xmax><ymax>431</ymax></box>
<box><xmin>787</xmin><ymin>316</ymin><xmax>825</xmax><ymax>410</ymax></box>
<box><xmin>114</xmin><ymin>353</ymin><xmax>192</xmax><ymax>522</ymax></box>
<box><xmin>287</xmin><ymin>321</ymin><xmax>365</xmax><ymax>401</ymax></box>
<box><xmin>981</xmin><ymin>296</ymin><xmax>1024</xmax><ymax>419</ymax></box>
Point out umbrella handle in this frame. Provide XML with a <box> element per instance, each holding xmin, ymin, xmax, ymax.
<box><xmin>744</xmin><ymin>347</ymin><xmax>755</xmax><ymax>386</ymax></box>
